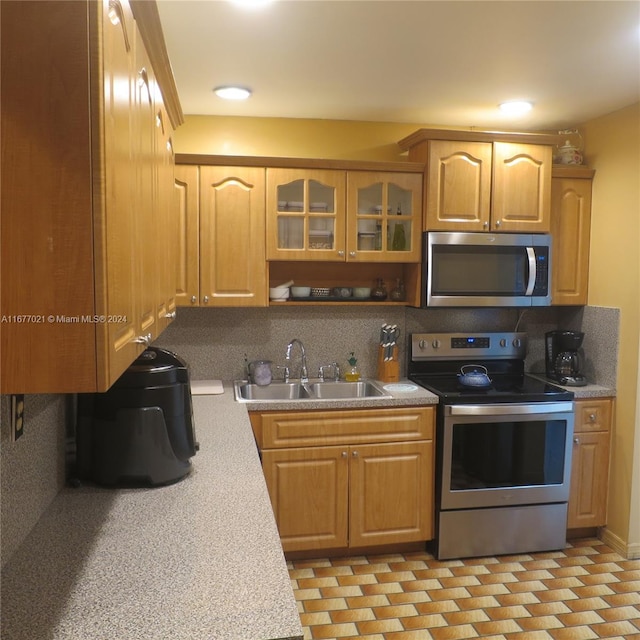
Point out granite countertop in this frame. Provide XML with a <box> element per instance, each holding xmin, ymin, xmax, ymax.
<box><xmin>527</xmin><ymin>374</ymin><xmax>616</xmax><ymax>399</ymax></box>
<box><xmin>1</xmin><ymin>389</ymin><xmax>304</xmax><ymax>640</ymax></box>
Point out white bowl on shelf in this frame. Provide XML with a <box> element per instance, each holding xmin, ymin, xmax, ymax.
<box><xmin>269</xmin><ymin>286</ymin><xmax>290</xmax><ymax>301</ymax></box>
<box><xmin>291</xmin><ymin>286</ymin><xmax>311</xmax><ymax>298</ymax></box>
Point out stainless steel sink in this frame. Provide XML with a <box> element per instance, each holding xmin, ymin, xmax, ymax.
<box><xmin>233</xmin><ymin>379</ymin><xmax>391</xmax><ymax>402</ymax></box>
<box><xmin>305</xmin><ymin>380</ymin><xmax>389</xmax><ymax>399</ymax></box>
<box><xmin>234</xmin><ymin>381</ymin><xmax>311</xmax><ymax>401</ymax></box>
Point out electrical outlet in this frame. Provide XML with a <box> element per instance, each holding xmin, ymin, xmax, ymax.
<box><xmin>10</xmin><ymin>394</ymin><xmax>24</xmax><ymax>441</ymax></box>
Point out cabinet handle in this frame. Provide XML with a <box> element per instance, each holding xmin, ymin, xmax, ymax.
<box><xmin>352</xmin><ymin>450</ymin><xmax>359</xmax><ymax>458</ymax></box>
<box><xmin>349</xmin><ymin>251</ymin><xmax>356</xmax><ymax>257</ymax></box>
<box><xmin>203</xmin><ymin>296</ymin><xmax>209</xmax><ymax>304</ymax></box>
<box><xmin>337</xmin><ymin>250</ymin><xmax>344</xmax><ymax>257</ymax></box>
<box><xmin>191</xmin><ymin>295</ymin><xmax>197</xmax><ymax>304</ymax></box>
<box><xmin>341</xmin><ymin>451</ymin><xmax>348</xmax><ymax>458</ymax></box>
<box><xmin>107</xmin><ymin>0</ymin><xmax>131</xmax><ymax>52</ymax></box>
<box><xmin>495</xmin><ymin>220</ymin><xmax>502</xmax><ymax>228</ymax></box>
<box><xmin>165</xmin><ymin>311</ymin><xmax>176</xmax><ymax>319</ymax></box>
<box><xmin>483</xmin><ymin>221</ymin><xmax>489</xmax><ymax>229</ymax></box>
<box><xmin>589</xmin><ymin>413</ymin><xmax>596</xmax><ymax>422</ymax></box>
<box><xmin>574</xmin><ymin>437</ymin><xmax>580</xmax><ymax>444</ymax></box>
<box><xmin>133</xmin><ymin>333</ymin><xmax>151</xmax><ymax>346</ymax></box>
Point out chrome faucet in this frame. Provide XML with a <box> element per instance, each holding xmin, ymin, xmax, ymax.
<box><xmin>285</xmin><ymin>338</ymin><xmax>308</xmax><ymax>382</ymax></box>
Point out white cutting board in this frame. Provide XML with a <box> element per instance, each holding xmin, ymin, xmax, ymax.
<box><xmin>191</xmin><ymin>380</ymin><xmax>224</xmax><ymax>395</ymax></box>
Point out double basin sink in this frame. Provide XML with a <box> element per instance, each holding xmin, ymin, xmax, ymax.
<box><xmin>234</xmin><ymin>379</ymin><xmax>391</xmax><ymax>403</ymax></box>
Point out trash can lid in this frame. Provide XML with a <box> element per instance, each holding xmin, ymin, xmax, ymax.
<box><xmin>114</xmin><ymin>347</ymin><xmax>190</xmax><ymax>387</ymax></box>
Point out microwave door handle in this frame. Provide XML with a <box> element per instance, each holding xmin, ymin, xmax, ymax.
<box><xmin>525</xmin><ymin>247</ymin><xmax>536</xmax><ymax>295</ymax></box>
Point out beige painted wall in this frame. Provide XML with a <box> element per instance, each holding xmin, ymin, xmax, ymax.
<box><xmin>174</xmin><ymin>115</ymin><xmax>434</xmax><ymax>161</ymax></box>
<box><xmin>582</xmin><ymin>102</ymin><xmax>640</xmax><ymax>552</ymax></box>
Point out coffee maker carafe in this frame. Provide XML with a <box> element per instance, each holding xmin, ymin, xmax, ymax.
<box><xmin>545</xmin><ymin>330</ymin><xmax>587</xmax><ymax>386</ymax></box>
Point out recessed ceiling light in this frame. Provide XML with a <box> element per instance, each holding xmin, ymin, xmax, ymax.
<box><xmin>213</xmin><ymin>86</ymin><xmax>252</xmax><ymax>101</ymax></box>
<box><xmin>499</xmin><ymin>101</ymin><xmax>533</xmax><ymax>116</ymax></box>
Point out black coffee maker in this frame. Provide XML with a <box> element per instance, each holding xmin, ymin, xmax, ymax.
<box><xmin>545</xmin><ymin>330</ymin><xmax>587</xmax><ymax>386</ymax></box>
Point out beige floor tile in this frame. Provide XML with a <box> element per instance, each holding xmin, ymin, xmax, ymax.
<box><xmin>517</xmin><ymin>615</ymin><xmax>564</xmax><ymax>631</ymax></box>
<box><xmin>356</xmin><ymin>617</ymin><xmax>405</xmax><ymax>634</ymax></box>
<box><xmin>308</xmin><ymin>622</ymin><xmax>358</xmax><ymax>638</ymax></box>
<box><xmin>475</xmin><ymin>619</ymin><xmax>525</xmax><ymax>635</ymax></box>
<box><xmin>547</xmin><ymin>627</ymin><xmax>598</xmax><ymax>640</ymax></box>
<box><xmin>387</xmin><ymin>590</ymin><xmax>432</xmax><ymax>605</ymax></box>
<box><xmin>329</xmin><ymin>607</ymin><xmax>375</xmax><ymax>623</ymax></box>
<box><xmin>297</xmin><ymin>576</ymin><xmax>339</xmax><ymax>589</ymax></box>
<box><xmin>429</xmin><ymin>623</ymin><xmax>479</xmax><ymax>639</ymax></box>
<box><xmin>596</xmin><ymin>604</ymin><xmax>640</xmax><ymax>621</ymax></box>
<box><xmin>496</xmin><ymin>592</ymin><xmax>541</xmax><ymax>607</ymax></box>
<box><xmin>443</xmin><ymin>608</ymin><xmax>491</xmax><ymax>625</ymax></box>
<box><xmin>454</xmin><ymin>595</ymin><xmax>501</xmax><ymax>610</ymax></box>
<box><xmin>299</xmin><ymin>611</ymin><xmax>332</xmax><ymax>627</ymax></box>
<box><xmin>361</xmin><ymin>581</ymin><xmax>404</xmax><ymax>595</ymax></box>
<box><xmin>563</xmin><ymin>596</ymin><xmax>610</xmax><ymax>612</ymax></box>
<box><xmin>401</xmin><ymin>612</ymin><xmax>448</xmax><ymax>629</ymax></box>
<box><xmin>336</xmin><ymin>572</ymin><xmax>378</xmax><ymax>586</ymax></box>
<box><xmin>319</xmin><ymin>585</ymin><xmax>363</xmax><ymax>598</ymax></box>
<box><xmin>344</xmin><ymin>593</ymin><xmax>390</xmax><ymax>609</ymax></box>
<box><xmin>556</xmin><ymin>610</ymin><xmax>606</xmax><ymax>626</ymax></box>
<box><xmin>371</xmin><ymin>603</ymin><xmax>418</xmax><ymax>619</ymax></box>
<box><xmin>302</xmin><ymin>597</ymin><xmax>348</xmax><ymax>612</ymax></box>
<box><xmin>486</xmin><ymin>605</ymin><xmax>532</xmax><ymax>620</ymax></box>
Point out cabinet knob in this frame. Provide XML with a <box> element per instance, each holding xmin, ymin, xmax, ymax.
<box><xmin>337</xmin><ymin>250</ymin><xmax>344</xmax><ymax>257</ymax></box>
<box><xmin>191</xmin><ymin>296</ymin><xmax>197</xmax><ymax>304</ymax></box>
<box><xmin>352</xmin><ymin>450</ymin><xmax>359</xmax><ymax>458</ymax></box>
<box><xmin>574</xmin><ymin>437</ymin><xmax>580</xmax><ymax>444</ymax></box>
<box><xmin>203</xmin><ymin>296</ymin><xmax>209</xmax><ymax>304</ymax></box>
<box><xmin>133</xmin><ymin>333</ymin><xmax>152</xmax><ymax>346</ymax></box>
<box><xmin>589</xmin><ymin>413</ymin><xmax>596</xmax><ymax>422</ymax></box>
<box><xmin>483</xmin><ymin>221</ymin><xmax>489</xmax><ymax>229</ymax></box>
<box><xmin>495</xmin><ymin>220</ymin><xmax>502</xmax><ymax>228</ymax></box>
<box><xmin>349</xmin><ymin>251</ymin><xmax>356</xmax><ymax>257</ymax></box>
<box><xmin>165</xmin><ymin>311</ymin><xmax>176</xmax><ymax>319</ymax></box>
<box><xmin>341</xmin><ymin>451</ymin><xmax>348</xmax><ymax>458</ymax></box>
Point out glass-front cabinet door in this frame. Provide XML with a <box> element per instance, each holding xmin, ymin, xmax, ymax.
<box><xmin>346</xmin><ymin>172</ymin><xmax>422</xmax><ymax>262</ymax></box>
<box><xmin>266</xmin><ymin>169</ymin><xmax>346</xmax><ymax>261</ymax></box>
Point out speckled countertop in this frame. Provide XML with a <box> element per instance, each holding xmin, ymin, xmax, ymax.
<box><xmin>1</xmin><ymin>378</ymin><xmax>611</xmax><ymax>639</ymax></box>
<box><xmin>1</xmin><ymin>388</ymin><xmax>305</xmax><ymax>640</ymax></box>
<box><xmin>528</xmin><ymin>374</ymin><xmax>616</xmax><ymax>399</ymax></box>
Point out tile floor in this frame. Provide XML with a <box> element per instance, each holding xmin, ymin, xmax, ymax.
<box><xmin>288</xmin><ymin>538</ymin><xmax>640</xmax><ymax>640</ymax></box>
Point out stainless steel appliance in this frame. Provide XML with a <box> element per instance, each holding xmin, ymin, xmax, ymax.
<box><xmin>76</xmin><ymin>347</ymin><xmax>198</xmax><ymax>487</ymax></box>
<box><xmin>422</xmin><ymin>232</ymin><xmax>551</xmax><ymax>307</ymax></box>
<box><xmin>408</xmin><ymin>332</ymin><xmax>574</xmax><ymax>559</ymax></box>
<box><xmin>545</xmin><ymin>330</ymin><xmax>587</xmax><ymax>386</ymax></box>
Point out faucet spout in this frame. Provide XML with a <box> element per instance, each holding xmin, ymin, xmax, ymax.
<box><xmin>285</xmin><ymin>338</ymin><xmax>308</xmax><ymax>382</ymax></box>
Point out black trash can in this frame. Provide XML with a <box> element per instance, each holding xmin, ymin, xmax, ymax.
<box><xmin>76</xmin><ymin>347</ymin><xmax>198</xmax><ymax>486</ymax></box>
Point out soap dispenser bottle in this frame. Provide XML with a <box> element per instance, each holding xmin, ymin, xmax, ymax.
<box><xmin>345</xmin><ymin>352</ymin><xmax>361</xmax><ymax>382</ymax></box>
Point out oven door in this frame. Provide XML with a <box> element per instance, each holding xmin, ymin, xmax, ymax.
<box><xmin>440</xmin><ymin>402</ymin><xmax>574</xmax><ymax>510</ymax></box>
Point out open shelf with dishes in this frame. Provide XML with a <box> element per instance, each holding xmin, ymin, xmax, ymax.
<box><xmin>268</xmin><ymin>262</ymin><xmax>421</xmax><ymax>306</ymax></box>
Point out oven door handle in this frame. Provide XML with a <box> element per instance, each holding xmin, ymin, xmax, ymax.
<box><xmin>446</xmin><ymin>402</ymin><xmax>574</xmax><ymax>416</ymax></box>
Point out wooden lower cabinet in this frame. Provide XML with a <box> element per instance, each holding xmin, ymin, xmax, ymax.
<box><xmin>255</xmin><ymin>406</ymin><xmax>435</xmax><ymax>553</ymax></box>
<box><xmin>568</xmin><ymin>398</ymin><xmax>613</xmax><ymax>529</ymax></box>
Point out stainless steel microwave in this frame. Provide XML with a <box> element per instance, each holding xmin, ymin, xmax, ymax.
<box><xmin>422</xmin><ymin>232</ymin><xmax>551</xmax><ymax>307</ymax></box>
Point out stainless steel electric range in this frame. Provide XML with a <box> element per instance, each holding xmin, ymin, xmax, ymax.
<box><xmin>408</xmin><ymin>332</ymin><xmax>575</xmax><ymax>560</ymax></box>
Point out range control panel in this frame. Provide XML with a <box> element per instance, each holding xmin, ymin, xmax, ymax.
<box><xmin>411</xmin><ymin>332</ymin><xmax>528</xmax><ymax>360</ymax></box>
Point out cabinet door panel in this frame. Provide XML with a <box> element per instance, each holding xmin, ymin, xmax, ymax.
<box><xmin>174</xmin><ymin>165</ymin><xmax>200</xmax><ymax>306</ymax></box>
<box><xmin>349</xmin><ymin>441</ymin><xmax>433</xmax><ymax>546</ymax></box>
<box><xmin>200</xmin><ymin>166</ymin><xmax>267</xmax><ymax>306</ymax></box>
<box><xmin>98</xmin><ymin>0</ymin><xmax>143</xmax><ymax>389</ymax></box>
<box><xmin>262</xmin><ymin>446</ymin><xmax>349</xmax><ymax>552</ymax></box>
<box><xmin>568</xmin><ymin>431</ymin><xmax>610</xmax><ymax>528</ymax></box>
<box><xmin>551</xmin><ymin>178</ymin><xmax>592</xmax><ymax>305</ymax></box>
<box><xmin>266</xmin><ymin>168</ymin><xmax>346</xmax><ymax>261</ymax></box>
<box><xmin>492</xmin><ymin>143</ymin><xmax>551</xmax><ymax>232</ymax></box>
<box><xmin>426</xmin><ymin>141</ymin><xmax>492</xmax><ymax>231</ymax></box>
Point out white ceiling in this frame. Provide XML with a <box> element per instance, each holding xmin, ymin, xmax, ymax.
<box><xmin>157</xmin><ymin>0</ymin><xmax>640</xmax><ymax>131</ymax></box>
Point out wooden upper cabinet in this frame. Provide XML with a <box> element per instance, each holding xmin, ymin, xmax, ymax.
<box><xmin>200</xmin><ymin>166</ymin><xmax>268</xmax><ymax>307</ymax></box>
<box><xmin>347</xmin><ymin>172</ymin><xmax>422</xmax><ymax>262</ymax></box>
<box><xmin>266</xmin><ymin>168</ymin><xmax>347</xmax><ymax>261</ymax></box>
<box><xmin>425</xmin><ymin>141</ymin><xmax>492</xmax><ymax>231</ymax></box>
<box><xmin>551</xmin><ymin>175</ymin><xmax>593</xmax><ymax>306</ymax></box>
<box><xmin>492</xmin><ymin>143</ymin><xmax>552</xmax><ymax>232</ymax></box>
<box><xmin>399</xmin><ymin>130</ymin><xmax>555</xmax><ymax>234</ymax></box>
<box><xmin>174</xmin><ymin>165</ymin><xmax>200</xmax><ymax>306</ymax></box>
<box><xmin>0</xmin><ymin>0</ymin><xmax>182</xmax><ymax>393</ymax></box>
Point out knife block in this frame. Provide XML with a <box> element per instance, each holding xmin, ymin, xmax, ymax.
<box><xmin>377</xmin><ymin>345</ymin><xmax>399</xmax><ymax>383</ymax></box>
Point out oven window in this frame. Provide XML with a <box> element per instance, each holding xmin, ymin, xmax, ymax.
<box><xmin>450</xmin><ymin>420</ymin><xmax>566</xmax><ymax>490</ymax></box>
<box><xmin>432</xmin><ymin>245</ymin><xmax>528</xmax><ymax>295</ymax></box>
